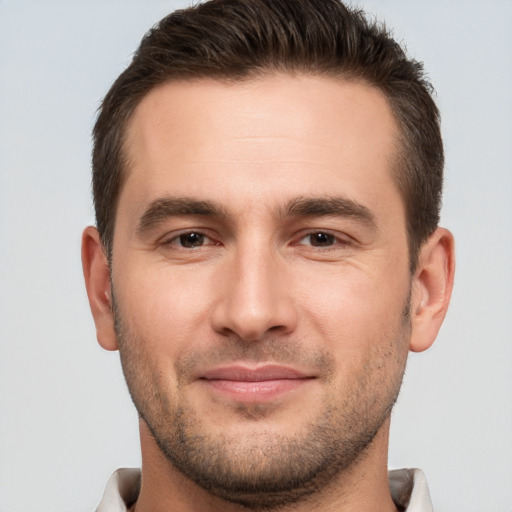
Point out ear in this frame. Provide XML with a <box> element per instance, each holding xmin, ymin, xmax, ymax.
<box><xmin>81</xmin><ymin>226</ymin><xmax>118</xmax><ymax>351</ymax></box>
<box><xmin>409</xmin><ymin>227</ymin><xmax>455</xmax><ymax>353</ymax></box>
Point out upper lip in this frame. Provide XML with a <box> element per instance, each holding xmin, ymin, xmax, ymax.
<box><xmin>199</xmin><ymin>364</ymin><xmax>314</xmax><ymax>382</ymax></box>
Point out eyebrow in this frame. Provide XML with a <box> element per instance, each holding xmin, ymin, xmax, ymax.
<box><xmin>137</xmin><ymin>197</ymin><xmax>227</xmax><ymax>234</ymax></box>
<box><xmin>137</xmin><ymin>194</ymin><xmax>377</xmax><ymax>234</ymax></box>
<box><xmin>282</xmin><ymin>196</ymin><xmax>376</xmax><ymax>227</ymax></box>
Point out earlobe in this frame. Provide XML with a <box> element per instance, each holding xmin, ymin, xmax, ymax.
<box><xmin>409</xmin><ymin>228</ymin><xmax>455</xmax><ymax>353</ymax></box>
<box><xmin>81</xmin><ymin>226</ymin><xmax>119</xmax><ymax>351</ymax></box>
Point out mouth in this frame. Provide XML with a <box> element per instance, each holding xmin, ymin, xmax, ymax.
<box><xmin>198</xmin><ymin>364</ymin><xmax>316</xmax><ymax>402</ymax></box>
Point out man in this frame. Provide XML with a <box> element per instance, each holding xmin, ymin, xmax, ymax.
<box><xmin>82</xmin><ymin>0</ymin><xmax>455</xmax><ymax>510</ymax></box>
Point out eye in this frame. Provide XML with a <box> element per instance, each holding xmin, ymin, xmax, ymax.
<box><xmin>164</xmin><ymin>231</ymin><xmax>215</xmax><ymax>249</ymax></box>
<box><xmin>178</xmin><ymin>232</ymin><xmax>206</xmax><ymax>248</ymax></box>
<box><xmin>299</xmin><ymin>232</ymin><xmax>337</xmax><ymax>247</ymax></box>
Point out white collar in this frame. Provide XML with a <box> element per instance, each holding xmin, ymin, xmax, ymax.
<box><xmin>96</xmin><ymin>467</ymin><xmax>433</xmax><ymax>511</ymax></box>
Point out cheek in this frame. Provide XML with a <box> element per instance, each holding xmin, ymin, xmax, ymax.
<box><xmin>295</xmin><ymin>261</ymin><xmax>410</xmax><ymax>356</ymax></box>
<box><xmin>296</xmin><ymin>268</ymin><xmax>410</xmax><ymax>404</ymax></box>
<box><xmin>114</xmin><ymin>260</ymin><xmax>223</xmax><ymax>353</ymax></box>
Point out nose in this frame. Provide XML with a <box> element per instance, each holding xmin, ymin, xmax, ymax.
<box><xmin>211</xmin><ymin>245</ymin><xmax>298</xmax><ymax>342</ymax></box>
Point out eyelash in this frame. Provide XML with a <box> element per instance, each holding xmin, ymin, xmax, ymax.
<box><xmin>161</xmin><ymin>229</ymin><xmax>352</xmax><ymax>251</ymax></box>
<box><xmin>296</xmin><ymin>231</ymin><xmax>351</xmax><ymax>249</ymax></box>
<box><xmin>162</xmin><ymin>230</ymin><xmax>219</xmax><ymax>249</ymax></box>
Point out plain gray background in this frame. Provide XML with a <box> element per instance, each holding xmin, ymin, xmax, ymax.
<box><xmin>0</xmin><ymin>1</ymin><xmax>511</xmax><ymax>511</ymax></box>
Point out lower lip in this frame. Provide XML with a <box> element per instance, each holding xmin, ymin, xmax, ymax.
<box><xmin>201</xmin><ymin>378</ymin><xmax>311</xmax><ymax>402</ymax></box>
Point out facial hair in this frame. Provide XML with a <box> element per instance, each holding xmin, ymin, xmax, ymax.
<box><xmin>113</xmin><ymin>291</ymin><xmax>411</xmax><ymax>510</ymax></box>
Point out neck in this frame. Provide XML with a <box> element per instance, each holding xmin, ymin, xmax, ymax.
<box><xmin>132</xmin><ymin>418</ymin><xmax>397</xmax><ymax>512</ymax></box>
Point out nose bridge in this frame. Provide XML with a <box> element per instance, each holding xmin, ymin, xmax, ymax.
<box><xmin>212</xmin><ymin>236</ymin><xmax>296</xmax><ymax>341</ymax></box>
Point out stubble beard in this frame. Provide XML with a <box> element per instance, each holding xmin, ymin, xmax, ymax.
<box><xmin>113</xmin><ymin>294</ymin><xmax>411</xmax><ymax>510</ymax></box>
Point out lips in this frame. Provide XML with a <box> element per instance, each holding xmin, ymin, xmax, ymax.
<box><xmin>198</xmin><ymin>364</ymin><xmax>315</xmax><ymax>401</ymax></box>
<box><xmin>201</xmin><ymin>364</ymin><xmax>311</xmax><ymax>381</ymax></box>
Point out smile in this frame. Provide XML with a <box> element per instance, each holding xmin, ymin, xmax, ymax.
<box><xmin>199</xmin><ymin>364</ymin><xmax>316</xmax><ymax>402</ymax></box>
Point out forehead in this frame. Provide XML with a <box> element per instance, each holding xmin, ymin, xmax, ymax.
<box><xmin>121</xmin><ymin>74</ymin><xmax>402</xmax><ymax>217</ymax></box>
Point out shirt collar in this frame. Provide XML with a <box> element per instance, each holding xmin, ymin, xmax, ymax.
<box><xmin>96</xmin><ymin>467</ymin><xmax>433</xmax><ymax>511</ymax></box>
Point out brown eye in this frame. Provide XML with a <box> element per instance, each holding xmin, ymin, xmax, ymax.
<box><xmin>179</xmin><ymin>232</ymin><xmax>205</xmax><ymax>248</ymax></box>
<box><xmin>307</xmin><ymin>232</ymin><xmax>336</xmax><ymax>247</ymax></box>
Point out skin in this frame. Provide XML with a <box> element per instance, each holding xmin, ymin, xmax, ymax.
<box><xmin>82</xmin><ymin>74</ymin><xmax>455</xmax><ymax>512</ymax></box>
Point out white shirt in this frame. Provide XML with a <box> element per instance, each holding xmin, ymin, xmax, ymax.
<box><xmin>96</xmin><ymin>467</ymin><xmax>434</xmax><ymax>511</ymax></box>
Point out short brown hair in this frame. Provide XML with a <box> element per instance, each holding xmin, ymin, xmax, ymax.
<box><xmin>92</xmin><ymin>0</ymin><xmax>443</xmax><ymax>270</ymax></box>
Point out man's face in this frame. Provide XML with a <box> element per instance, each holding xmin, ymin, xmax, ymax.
<box><xmin>111</xmin><ymin>74</ymin><xmax>412</xmax><ymax>506</ymax></box>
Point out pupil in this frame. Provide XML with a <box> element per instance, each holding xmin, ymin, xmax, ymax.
<box><xmin>180</xmin><ymin>233</ymin><xmax>204</xmax><ymax>248</ymax></box>
<box><xmin>312</xmin><ymin>232</ymin><xmax>334</xmax><ymax>246</ymax></box>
